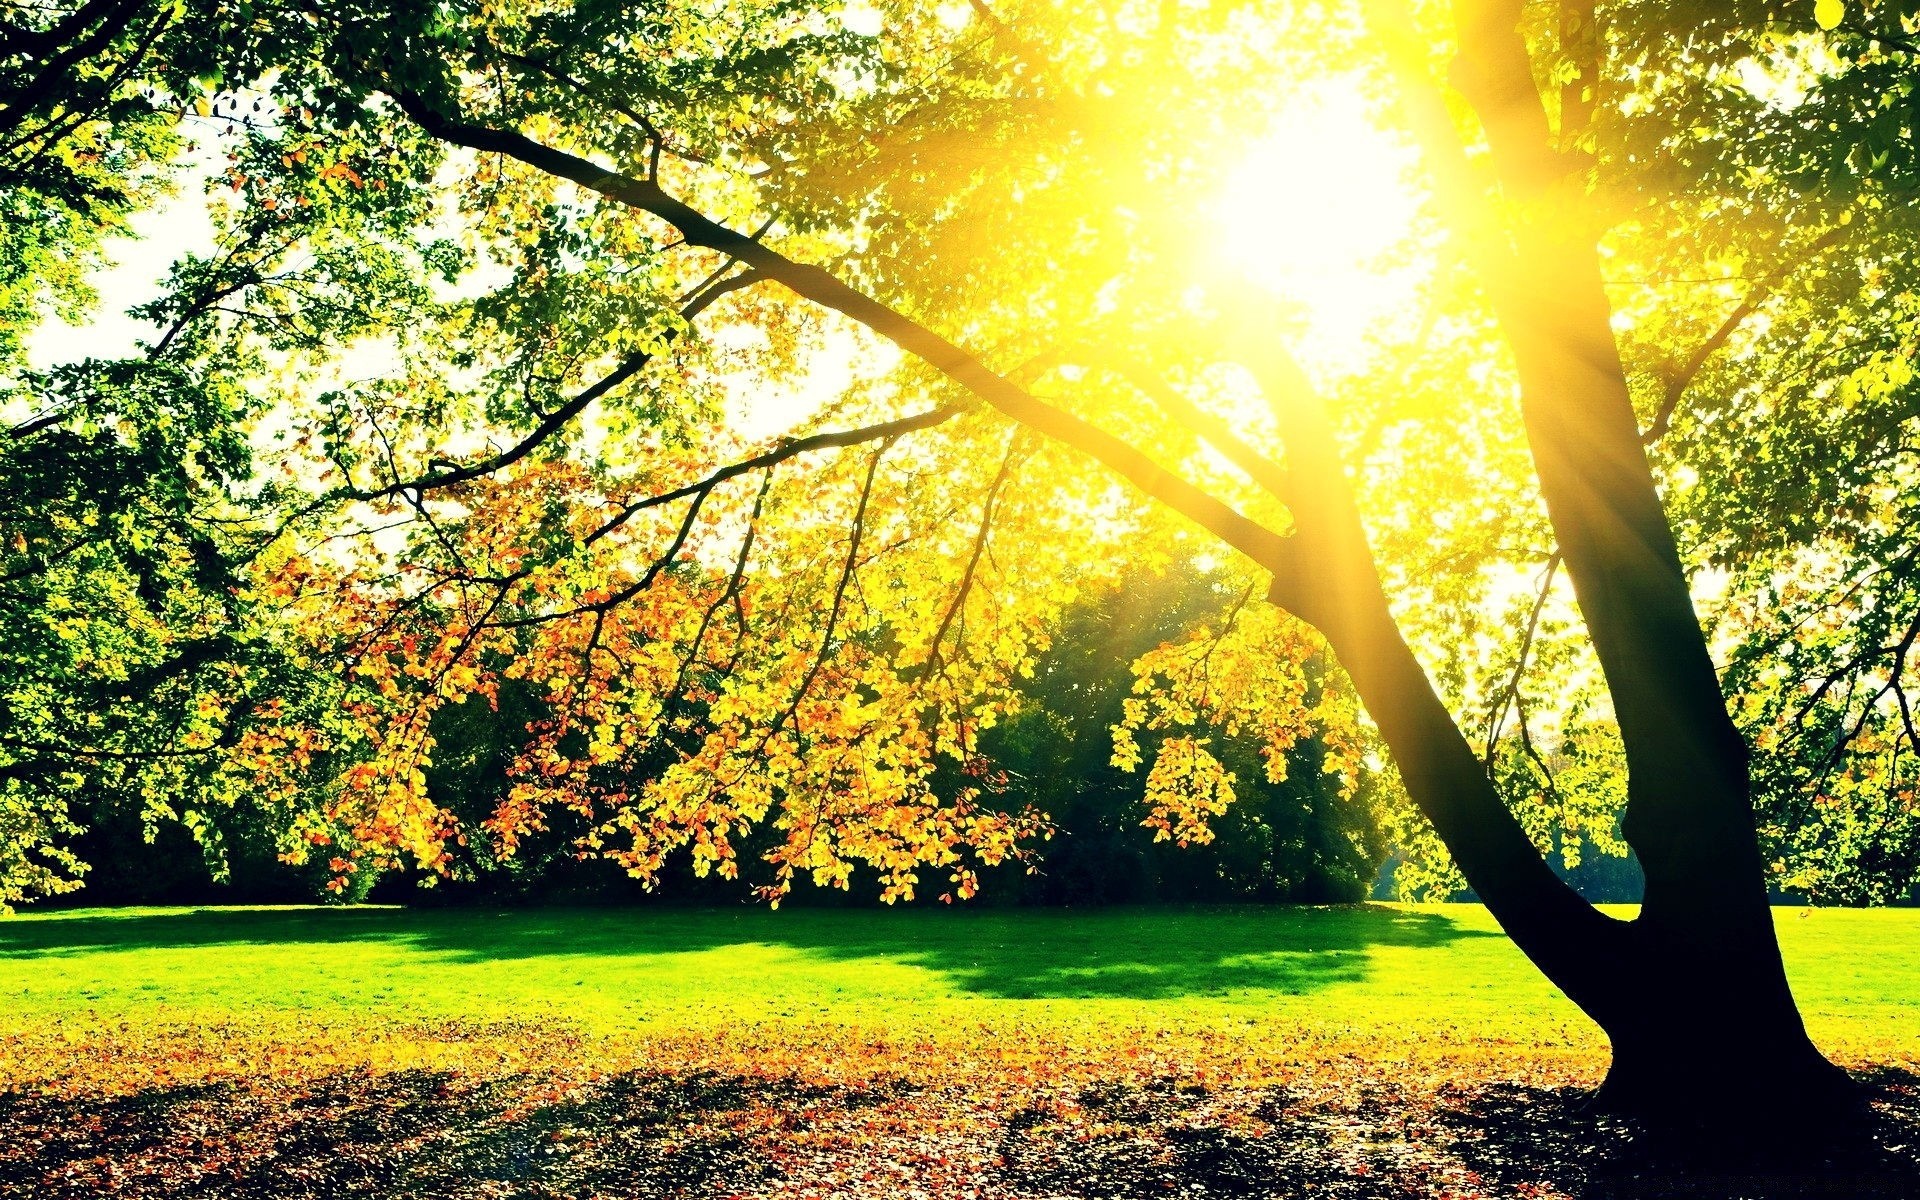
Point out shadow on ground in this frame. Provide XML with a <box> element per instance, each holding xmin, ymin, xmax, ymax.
<box><xmin>0</xmin><ymin>904</ymin><xmax>1500</xmax><ymax>1000</ymax></box>
<box><xmin>3</xmin><ymin>1065</ymin><xmax>1914</xmax><ymax>1199</ymax></box>
<box><xmin>1001</xmin><ymin>1066</ymin><xmax>1920</xmax><ymax>1199</ymax></box>
<box><xmin>0</xmin><ymin>1068</ymin><xmax>792</xmax><ymax>1199</ymax></box>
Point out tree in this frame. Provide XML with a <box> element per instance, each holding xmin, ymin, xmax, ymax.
<box><xmin>7</xmin><ymin>0</ymin><xmax>1916</xmax><ymax>1128</ymax></box>
<box><xmin>408</xmin><ymin>564</ymin><xmax>1390</xmax><ymax>905</ymax></box>
<box><xmin>984</xmin><ymin>561</ymin><xmax>1389</xmax><ymax>905</ymax></box>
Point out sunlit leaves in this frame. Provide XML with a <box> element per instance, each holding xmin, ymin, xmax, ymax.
<box><xmin>9</xmin><ymin>0</ymin><xmax>1920</xmax><ymax>911</ymax></box>
<box><xmin>1140</xmin><ymin>736</ymin><xmax>1236</xmax><ymax>848</ymax></box>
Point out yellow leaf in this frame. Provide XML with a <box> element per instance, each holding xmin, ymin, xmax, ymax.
<box><xmin>1815</xmin><ymin>0</ymin><xmax>1843</xmax><ymax>30</ymax></box>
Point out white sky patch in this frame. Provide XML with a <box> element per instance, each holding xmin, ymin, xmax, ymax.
<box><xmin>1732</xmin><ymin>35</ymin><xmax>1842</xmax><ymax>112</ymax></box>
<box><xmin>26</xmin><ymin>160</ymin><xmax>219</xmax><ymax>371</ymax></box>
<box><xmin>839</xmin><ymin>2</ymin><xmax>885</xmax><ymax>36</ymax></box>
<box><xmin>708</xmin><ymin>320</ymin><xmax>904</xmax><ymax>443</ymax></box>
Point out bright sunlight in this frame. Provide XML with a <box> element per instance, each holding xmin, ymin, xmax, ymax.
<box><xmin>1214</xmin><ymin>79</ymin><xmax>1426</xmax><ymax>369</ymax></box>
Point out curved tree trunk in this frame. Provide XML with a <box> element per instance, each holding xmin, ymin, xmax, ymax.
<box><xmin>1352</xmin><ymin>0</ymin><xmax>1854</xmax><ymax>1125</ymax></box>
<box><xmin>381</xmin><ymin>1</ymin><xmax>1855</xmax><ymax>1128</ymax></box>
<box><xmin>1323</xmin><ymin>602</ymin><xmax>1850</xmax><ymax>1126</ymax></box>
<box><xmin>1246</xmin><ymin>335</ymin><xmax>1849</xmax><ymax>1124</ymax></box>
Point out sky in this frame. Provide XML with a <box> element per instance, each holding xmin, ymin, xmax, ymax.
<box><xmin>28</xmin><ymin>163</ymin><xmax>218</xmax><ymax>373</ymax></box>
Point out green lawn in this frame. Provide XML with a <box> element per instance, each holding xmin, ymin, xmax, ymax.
<box><xmin>8</xmin><ymin>904</ymin><xmax>1915</xmax><ymax>1198</ymax></box>
<box><xmin>3</xmin><ymin>903</ymin><xmax>1914</xmax><ymax>1063</ymax></box>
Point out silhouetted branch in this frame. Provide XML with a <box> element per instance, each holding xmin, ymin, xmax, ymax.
<box><xmin>1641</xmin><ymin>225</ymin><xmax>1851</xmax><ymax>444</ymax></box>
<box><xmin>381</xmin><ymin>86</ymin><xmax>1301</xmax><ymax>584</ymax></box>
<box><xmin>918</xmin><ymin>434</ymin><xmax>1023</xmax><ymax>682</ymax></box>
<box><xmin>1484</xmin><ymin>551</ymin><xmax>1561</xmax><ymax>769</ymax></box>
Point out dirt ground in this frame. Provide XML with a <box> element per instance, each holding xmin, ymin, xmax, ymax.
<box><xmin>4</xmin><ymin>1063</ymin><xmax>1916</xmax><ymax>1200</ymax></box>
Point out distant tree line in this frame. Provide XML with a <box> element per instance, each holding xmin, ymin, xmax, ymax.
<box><xmin>57</xmin><ymin>561</ymin><xmax>1874</xmax><ymax>911</ymax></box>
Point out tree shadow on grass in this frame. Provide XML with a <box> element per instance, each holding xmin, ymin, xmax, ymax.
<box><xmin>777</xmin><ymin>905</ymin><xmax>1503</xmax><ymax>999</ymax></box>
<box><xmin>995</xmin><ymin>1067</ymin><xmax>1920</xmax><ymax>1199</ymax></box>
<box><xmin>0</xmin><ymin>904</ymin><xmax>1501</xmax><ymax>1001</ymax></box>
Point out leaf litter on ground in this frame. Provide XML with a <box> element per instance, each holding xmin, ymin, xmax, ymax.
<box><xmin>2</xmin><ymin>1018</ymin><xmax>1916</xmax><ymax>1199</ymax></box>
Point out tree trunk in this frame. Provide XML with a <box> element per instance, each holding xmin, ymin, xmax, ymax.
<box><xmin>1432</xmin><ymin>0</ymin><xmax>1853</xmax><ymax>1125</ymax></box>
<box><xmin>396</xmin><ymin>9</ymin><xmax>1858</xmax><ymax>1130</ymax></box>
<box><xmin>1594</xmin><ymin>915</ymin><xmax>1854</xmax><ymax>1127</ymax></box>
<box><xmin>1318</xmin><ymin>598</ymin><xmax>1851</xmax><ymax>1129</ymax></box>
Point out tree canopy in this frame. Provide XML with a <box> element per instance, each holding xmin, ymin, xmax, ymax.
<box><xmin>6</xmin><ymin>1</ymin><xmax>1920</xmax><ymax>1115</ymax></box>
<box><xmin>7</xmin><ymin>0</ymin><xmax>1915</xmax><ymax>912</ymax></box>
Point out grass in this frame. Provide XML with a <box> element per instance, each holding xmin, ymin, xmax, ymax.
<box><xmin>2</xmin><ymin>903</ymin><xmax>1914</xmax><ymax>1075</ymax></box>
<box><xmin>3</xmin><ymin>904</ymin><xmax>1917</xmax><ymax>1198</ymax></box>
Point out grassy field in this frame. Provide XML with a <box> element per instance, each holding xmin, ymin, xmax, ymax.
<box><xmin>3</xmin><ymin>903</ymin><xmax>1917</xmax><ymax>1198</ymax></box>
<box><xmin>3</xmin><ymin>902</ymin><xmax>1915</xmax><ymax>1072</ymax></box>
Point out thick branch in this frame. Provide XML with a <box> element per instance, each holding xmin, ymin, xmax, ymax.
<box><xmin>0</xmin><ymin>0</ymin><xmax>151</xmax><ymax>138</ymax></box>
<box><xmin>382</xmin><ymin>88</ymin><xmax>1302</xmax><ymax>584</ymax></box>
<box><xmin>1094</xmin><ymin>352</ymin><xmax>1292</xmax><ymax>505</ymax></box>
<box><xmin>1206</xmin><ymin>311</ymin><xmax>1630</xmax><ymax>1014</ymax></box>
<box><xmin>1447</xmin><ymin>2</ymin><xmax>1760</xmax><ymax>879</ymax></box>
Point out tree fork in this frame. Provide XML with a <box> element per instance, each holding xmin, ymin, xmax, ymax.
<box><xmin>1448</xmin><ymin>0</ymin><xmax>1851</xmax><ymax>1118</ymax></box>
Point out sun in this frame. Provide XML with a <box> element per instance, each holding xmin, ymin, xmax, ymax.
<box><xmin>1213</xmin><ymin>79</ymin><xmax>1426</xmax><ymax>371</ymax></box>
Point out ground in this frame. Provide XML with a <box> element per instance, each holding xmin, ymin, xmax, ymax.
<box><xmin>1</xmin><ymin>903</ymin><xmax>1916</xmax><ymax>1198</ymax></box>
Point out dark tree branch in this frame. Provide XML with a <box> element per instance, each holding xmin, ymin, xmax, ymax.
<box><xmin>0</xmin><ymin>0</ymin><xmax>150</xmax><ymax>137</ymax></box>
<box><xmin>482</xmin><ymin>404</ymin><xmax>966</xmax><ymax>630</ymax></box>
<box><xmin>1484</xmin><ymin>550</ymin><xmax>1562</xmax><ymax>769</ymax></box>
<box><xmin>1091</xmin><ymin>351</ymin><xmax>1292</xmax><ymax>505</ymax></box>
<box><xmin>768</xmin><ymin>437</ymin><xmax>892</xmax><ymax>745</ymax></box>
<box><xmin>668</xmin><ymin>468</ymin><xmax>775</xmax><ymax>702</ymax></box>
<box><xmin>380</xmin><ymin>86</ymin><xmax>1303</xmax><ymax>585</ymax></box>
<box><xmin>1839</xmin><ymin>21</ymin><xmax>1920</xmax><ymax>58</ymax></box>
<box><xmin>345</xmin><ymin>268</ymin><xmax>761</xmax><ymax>505</ymax></box>
<box><xmin>1641</xmin><ymin>225</ymin><xmax>1851</xmax><ymax>445</ymax></box>
<box><xmin>582</xmin><ymin>404</ymin><xmax>967</xmax><ymax>550</ymax></box>
<box><xmin>918</xmin><ymin>434</ymin><xmax>1022</xmax><ymax>682</ymax></box>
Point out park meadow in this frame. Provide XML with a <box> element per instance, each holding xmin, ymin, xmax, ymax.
<box><xmin>11</xmin><ymin>0</ymin><xmax>1920</xmax><ymax>1196</ymax></box>
<box><xmin>3</xmin><ymin>902</ymin><xmax>1917</xmax><ymax>1196</ymax></box>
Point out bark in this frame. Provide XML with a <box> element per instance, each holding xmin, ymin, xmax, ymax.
<box><xmin>1445</xmin><ymin>0</ymin><xmax>1852</xmax><ymax>1121</ymax></box>
<box><xmin>379</xmin><ymin>16</ymin><xmax>1858</xmax><ymax>1126</ymax></box>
